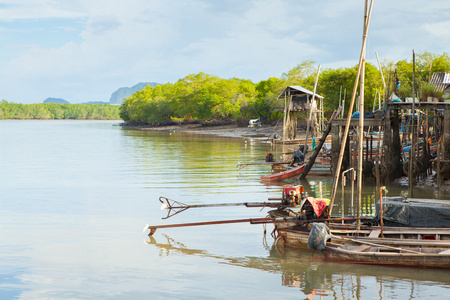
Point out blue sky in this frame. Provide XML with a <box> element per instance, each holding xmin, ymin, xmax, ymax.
<box><xmin>1</xmin><ymin>0</ymin><xmax>449</xmax><ymax>104</ymax></box>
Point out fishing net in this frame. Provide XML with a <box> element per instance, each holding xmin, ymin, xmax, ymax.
<box><xmin>307</xmin><ymin>223</ymin><xmax>332</xmax><ymax>250</ymax></box>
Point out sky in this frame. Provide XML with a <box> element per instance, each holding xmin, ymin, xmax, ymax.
<box><xmin>1</xmin><ymin>0</ymin><xmax>449</xmax><ymax>104</ymax></box>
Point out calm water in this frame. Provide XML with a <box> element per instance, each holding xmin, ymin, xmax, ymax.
<box><xmin>0</xmin><ymin>120</ymin><xmax>449</xmax><ymax>300</ymax></box>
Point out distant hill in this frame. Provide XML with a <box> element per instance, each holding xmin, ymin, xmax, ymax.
<box><xmin>83</xmin><ymin>101</ymin><xmax>109</xmax><ymax>105</ymax></box>
<box><xmin>43</xmin><ymin>97</ymin><xmax>69</xmax><ymax>104</ymax></box>
<box><xmin>109</xmin><ymin>82</ymin><xmax>159</xmax><ymax>105</ymax></box>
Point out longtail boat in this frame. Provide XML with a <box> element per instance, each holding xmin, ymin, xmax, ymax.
<box><xmin>270</xmin><ymin>193</ymin><xmax>450</xmax><ymax>269</ymax></box>
<box><xmin>260</xmin><ymin>164</ymin><xmax>305</xmax><ymax>181</ymax></box>
<box><xmin>322</xmin><ymin>240</ymin><xmax>450</xmax><ymax>269</ymax></box>
<box><xmin>273</xmin><ymin>217</ymin><xmax>450</xmax><ymax>269</ymax></box>
<box><xmin>275</xmin><ymin>225</ymin><xmax>450</xmax><ymax>249</ymax></box>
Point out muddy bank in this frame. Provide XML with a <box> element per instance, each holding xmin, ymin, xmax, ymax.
<box><xmin>121</xmin><ymin>122</ymin><xmax>294</xmax><ymax>139</ymax></box>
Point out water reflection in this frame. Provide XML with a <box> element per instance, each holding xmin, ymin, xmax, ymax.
<box><xmin>2</xmin><ymin>121</ymin><xmax>449</xmax><ymax>299</ymax></box>
<box><xmin>146</xmin><ymin>234</ymin><xmax>450</xmax><ymax>300</ymax></box>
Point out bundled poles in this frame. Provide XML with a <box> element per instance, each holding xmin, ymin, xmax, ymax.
<box><xmin>329</xmin><ymin>0</ymin><xmax>375</xmax><ymax>216</ymax></box>
<box><xmin>356</xmin><ymin>0</ymin><xmax>370</xmax><ymax>231</ymax></box>
<box><xmin>304</xmin><ymin>65</ymin><xmax>321</xmax><ymax>153</ymax></box>
<box><xmin>375</xmin><ymin>51</ymin><xmax>387</xmax><ymax>100</ymax></box>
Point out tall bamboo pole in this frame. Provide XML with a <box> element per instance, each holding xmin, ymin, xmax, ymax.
<box><xmin>283</xmin><ymin>91</ymin><xmax>287</xmax><ymax>141</ymax></box>
<box><xmin>329</xmin><ymin>0</ymin><xmax>374</xmax><ymax>215</ymax></box>
<box><xmin>342</xmin><ymin>88</ymin><xmax>346</xmax><ymax>118</ymax></box>
<box><xmin>409</xmin><ymin>50</ymin><xmax>416</xmax><ymax>197</ymax></box>
<box><xmin>357</xmin><ymin>0</ymin><xmax>368</xmax><ymax>231</ymax></box>
<box><xmin>357</xmin><ymin>62</ymin><xmax>365</xmax><ymax>230</ymax></box>
<box><xmin>375</xmin><ymin>51</ymin><xmax>387</xmax><ymax>100</ymax></box>
<box><xmin>372</xmin><ymin>89</ymin><xmax>377</xmax><ymax>112</ymax></box>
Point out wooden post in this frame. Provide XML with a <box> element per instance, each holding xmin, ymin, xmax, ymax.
<box><xmin>331</xmin><ymin>125</ymin><xmax>340</xmax><ymax>176</ymax></box>
<box><xmin>370</xmin><ymin>135</ymin><xmax>373</xmax><ymax>163</ymax></box>
<box><xmin>375</xmin><ymin>124</ymin><xmax>382</xmax><ymax>198</ymax></box>
<box><xmin>444</xmin><ymin>107</ymin><xmax>450</xmax><ymax>161</ymax></box>
<box><xmin>366</xmin><ymin>135</ymin><xmax>369</xmax><ymax>161</ymax></box>
<box><xmin>353</xmin><ymin>133</ymin><xmax>357</xmax><ymax>170</ymax></box>
<box><xmin>379</xmin><ymin>186</ymin><xmax>385</xmax><ymax>238</ymax></box>
<box><xmin>392</xmin><ymin>108</ymin><xmax>402</xmax><ymax>178</ymax></box>
<box><xmin>437</xmin><ymin>142</ymin><xmax>442</xmax><ymax>188</ymax></box>
<box><xmin>383</xmin><ymin>108</ymin><xmax>391</xmax><ymax>182</ymax></box>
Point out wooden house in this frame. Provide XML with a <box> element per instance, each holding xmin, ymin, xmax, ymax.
<box><xmin>278</xmin><ymin>86</ymin><xmax>324</xmax><ymax>140</ymax></box>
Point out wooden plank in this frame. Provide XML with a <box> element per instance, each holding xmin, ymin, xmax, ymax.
<box><xmin>332</xmin><ymin>118</ymin><xmax>382</xmax><ymax>127</ymax></box>
<box><xmin>351</xmin><ymin>245</ymin><xmax>372</xmax><ymax>252</ymax></box>
<box><xmin>368</xmin><ymin>229</ymin><xmax>381</xmax><ymax>238</ymax></box>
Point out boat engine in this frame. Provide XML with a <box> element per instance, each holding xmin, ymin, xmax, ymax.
<box><xmin>282</xmin><ymin>185</ymin><xmax>304</xmax><ymax>206</ymax></box>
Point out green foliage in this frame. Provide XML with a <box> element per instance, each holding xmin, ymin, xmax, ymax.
<box><xmin>0</xmin><ymin>100</ymin><xmax>120</xmax><ymax>120</ymax></box>
<box><xmin>121</xmin><ymin>73</ymin><xmax>267</xmax><ymax>124</ymax></box>
<box><xmin>387</xmin><ymin>51</ymin><xmax>450</xmax><ymax>98</ymax></box>
<box><xmin>316</xmin><ymin>67</ymin><xmax>356</xmax><ymax>115</ymax></box>
<box><xmin>120</xmin><ymin>52</ymin><xmax>449</xmax><ymax>123</ymax></box>
<box><xmin>253</xmin><ymin>77</ymin><xmax>287</xmax><ymax>118</ymax></box>
<box><xmin>420</xmin><ymin>82</ymin><xmax>445</xmax><ymax>101</ymax></box>
<box><xmin>289</xmin><ymin>62</ymin><xmax>383</xmax><ymax>116</ymax></box>
<box><xmin>281</xmin><ymin>60</ymin><xmax>316</xmax><ymax>86</ymax></box>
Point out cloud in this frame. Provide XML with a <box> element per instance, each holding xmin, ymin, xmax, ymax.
<box><xmin>0</xmin><ymin>0</ymin><xmax>449</xmax><ymax>103</ymax></box>
<box><xmin>87</xmin><ymin>14</ymin><xmax>121</xmax><ymax>34</ymax></box>
<box><xmin>0</xmin><ymin>0</ymin><xmax>85</xmax><ymax>21</ymax></box>
<box><xmin>424</xmin><ymin>21</ymin><xmax>450</xmax><ymax>38</ymax></box>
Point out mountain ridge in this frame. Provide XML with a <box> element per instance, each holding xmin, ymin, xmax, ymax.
<box><xmin>42</xmin><ymin>82</ymin><xmax>160</xmax><ymax>105</ymax></box>
<box><xmin>109</xmin><ymin>82</ymin><xmax>159</xmax><ymax>104</ymax></box>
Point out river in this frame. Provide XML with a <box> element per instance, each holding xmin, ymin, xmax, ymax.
<box><xmin>0</xmin><ymin>120</ymin><xmax>449</xmax><ymax>299</ymax></box>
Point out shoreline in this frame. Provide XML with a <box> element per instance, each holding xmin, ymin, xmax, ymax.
<box><xmin>122</xmin><ymin>123</ymin><xmax>292</xmax><ymax>139</ymax></box>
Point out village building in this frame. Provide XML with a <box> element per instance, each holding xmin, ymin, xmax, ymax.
<box><xmin>430</xmin><ymin>72</ymin><xmax>450</xmax><ymax>99</ymax></box>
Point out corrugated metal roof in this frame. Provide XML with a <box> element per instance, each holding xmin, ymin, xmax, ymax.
<box><xmin>443</xmin><ymin>73</ymin><xmax>450</xmax><ymax>84</ymax></box>
<box><xmin>278</xmin><ymin>85</ymin><xmax>324</xmax><ymax>99</ymax></box>
<box><xmin>430</xmin><ymin>72</ymin><xmax>450</xmax><ymax>92</ymax></box>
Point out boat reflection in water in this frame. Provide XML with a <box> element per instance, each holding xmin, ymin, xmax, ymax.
<box><xmin>145</xmin><ymin>234</ymin><xmax>450</xmax><ymax>299</ymax></box>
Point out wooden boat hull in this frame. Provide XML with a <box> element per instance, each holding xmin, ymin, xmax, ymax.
<box><xmin>275</xmin><ymin>225</ymin><xmax>450</xmax><ymax>269</ymax></box>
<box><xmin>276</xmin><ymin>225</ymin><xmax>450</xmax><ymax>249</ymax></box>
<box><xmin>322</xmin><ymin>243</ymin><xmax>450</xmax><ymax>269</ymax></box>
<box><xmin>261</xmin><ymin>164</ymin><xmax>305</xmax><ymax>181</ymax></box>
<box><xmin>308</xmin><ymin>167</ymin><xmax>332</xmax><ymax>176</ymax></box>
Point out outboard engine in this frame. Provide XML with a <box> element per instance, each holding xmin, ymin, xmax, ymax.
<box><xmin>282</xmin><ymin>185</ymin><xmax>304</xmax><ymax>206</ymax></box>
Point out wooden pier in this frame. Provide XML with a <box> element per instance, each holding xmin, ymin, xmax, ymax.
<box><xmin>330</xmin><ymin>101</ymin><xmax>450</xmax><ymax>187</ymax></box>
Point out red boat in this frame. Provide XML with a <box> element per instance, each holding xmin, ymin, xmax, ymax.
<box><xmin>260</xmin><ymin>164</ymin><xmax>305</xmax><ymax>181</ymax></box>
